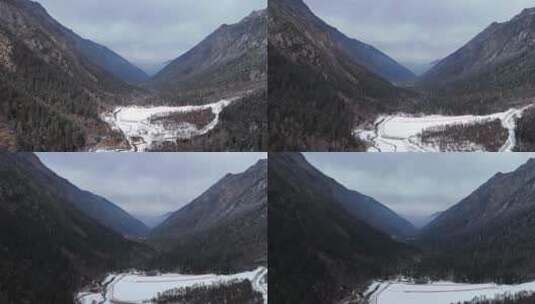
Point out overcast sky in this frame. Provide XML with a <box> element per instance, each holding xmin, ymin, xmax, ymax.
<box><xmin>35</xmin><ymin>0</ymin><xmax>266</xmax><ymax>71</ymax></box>
<box><xmin>37</xmin><ymin>153</ymin><xmax>266</xmax><ymax>219</ymax></box>
<box><xmin>304</xmin><ymin>153</ymin><xmax>535</xmax><ymax>226</ymax></box>
<box><xmin>304</xmin><ymin>0</ymin><xmax>535</xmax><ymax>71</ymax></box>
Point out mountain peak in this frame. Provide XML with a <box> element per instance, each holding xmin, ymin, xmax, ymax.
<box><xmin>516</xmin><ymin>7</ymin><xmax>535</xmax><ymax>18</ymax></box>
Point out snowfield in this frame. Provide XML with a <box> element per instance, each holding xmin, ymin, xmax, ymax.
<box><xmin>101</xmin><ymin>98</ymin><xmax>236</xmax><ymax>152</ymax></box>
<box><xmin>366</xmin><ymin>279</ymin><xmax>535</xmax><ymax>304</ymax></box>
<box><xmin>76</xmin><ymin>267</ymin><xmax>267</xmax><ymax>304</ymax></box>
<box><xmin>355</xmin><ymin>106</ymin><xmax>532</xmax><ymax>152</ymax></box>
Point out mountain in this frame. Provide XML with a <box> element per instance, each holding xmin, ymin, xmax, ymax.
<box><xmin>75</xmin><ymin>38</ymin><xmax>149</xmax><ymax>84</ymax></box>
<box><xmin>328</xmin><ymin>27</ymin><xmax>415</xmax><ymax>84</ymax></box>
<box><xmin>268</xmin><ymin>0</ymin><xmax>415</xmax><ymax>151</ymax></box>
<box><xmin>18</xmin><ymin>153</ymin><xmax>149</xmax><ymax>237</ymax></box>
<box><xmin>137</xmin><ymin>211</ymin><xmax>173</xmax><ymax>229</ymax></box>
<box><xmin>0</xmin><ymin>0</ymin><xmax>142</xmax><ymax>151</ymax></box>
<box><xmin>275</xmin><ymin>153</ymin><xmax>416</xmax><ymax>238</ymax></box>
<box><xmin>420</xmin><ymin>159</ymin><xmax>535</xmax><ymax>283</ymax></box>
<box><xmin>269</xmin><ymin>153</ymin><xmax>416</xmax><ymax>304</ymax></box>
<box><xmin>148</xmin><ymin>10</ymin><xmax>267</xmax><ymax>105</ymax></box>
<box><xmin>149</xmin><ymin>159</ymin><xmax>267</xmax><ymax>273</ymax></box>
<box><xmin>0</xmin><ymin>153</ymin><xmax>152</xmax><ymax>304</ymax></box>
<box><xmin>419</xmin><ymin>7</ymin><xmax>535</xmax><ymax>113</ymax></box>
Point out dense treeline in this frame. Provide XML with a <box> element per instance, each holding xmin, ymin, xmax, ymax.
<box><xmin>153</xmin><ymin>90</ymin><xmax>267</xmax><ymax>151</ymax></box>
<box><xmin>515</xmin><ymin>107</ymin><xmax>535</xmax><ymax>151</ymax></box>
<box><xmin>0</xmin><ymin>82</ymin><xmax>87</xmax><ymax>151</ymax></box>
<box><xmin>149</xmin><ymin>206</ymin><xmax>267</xmax><ymax>275</ymax></box>
<box><xmin>454</xmin><ymin>292</ymin><xmax>535</xmax><ymax>304</ymax></box>
<box><xmin>417</xmin><ymin>51</ymin><xmax>535</xmax><ymax>115</ymax></box>
<box><xmin>151</xmin><ymin>280</ymin><xmax>263</xmax><ymax>304</ymax></box>
<box><xmin>0</xmin><ymin>155</ymin><xmax>154</xmax><ymax>304</ymax></box>
<box><xmin>419</xmin><ymin>119</ymin><xmax>508</xmax><ymax>152</ymax></box>
<box><xmin>0</xmin><ymin>28</ymin><xmax>110</xmax><ymax>151</ymax></box>
<box><xmin>268</xmin><ymin>47</ymin><xmax>367</xmax><ymax>151</ymax></box>
<box><xmin>413</xmin><ymin>208</ymin><xmax>535</xmax><ymax>285</ymax></box>
<box><xmin>269</xmin><ymin>154</ymin><xmax>417</xmax><ymax>304</ymax></box>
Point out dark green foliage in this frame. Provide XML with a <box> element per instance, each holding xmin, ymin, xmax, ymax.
<box><xmin>152</xmin><ymin>90</ymin><xmax>267</xmax><ymax>151</ymax></box>
<box><xmin>0</xmin><ymin>154</ymin><xmax>152</xmax><ymax>304</ymax></box>
<box><xmin>149</xmin><ymin>160</ymin><xmax>267</xmax><ymax>274</ymax></box>
<box><xmin>419</xmin><ymin>119</ymin><xmax>508</xmax><ymax>151</ymax></box>
<box><xmin>415</xmin><ymin>207</ymin><xmax>535</xmax><ymax>285</ymax></box>
<box><xmin>152</xmin><ymin>280</ymin><xmax>263</xmax><ymax>304</ymax></box>
<box><xmin>268</xmin><ymin>47</ymin><xmax>367</xmax><ymax>151</ymax></box>
<box><xmin>149</xmin><ymin>10</ymin><xmax>266</xmax><ymax>106</ymax></box>
<box><xmin>268</xmin><ymin>153</ymin><xmax>416</xmax><ymax>304</ymax></box>
<box><xmin>515</xmin><ymin>107</ymin><xmax>535</xmax><ymax>151</ymax></box>
<box><xmin>149</xmin><ymin>205</ymin><xmax>267</xmax><ymax>274</ymax></box>
<box><xmin>454</xmin><ymin>291</ymin><xmax>535</xmax><ymax>304</ymax></box>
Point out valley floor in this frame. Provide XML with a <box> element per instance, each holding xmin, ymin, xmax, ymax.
<box><xmin>355</xmin><ymin>105</ymin><xmax>532</xmax><ymax>152</ymax></box>
<box><xmin>76</xmin><ymin>266</ymin><xmax>267</xmax><ymax>304</ymax></box>
<box><xmin>99</xmin><ymin>98</ymin><xmax>237</xmax><ymax>152</ymax></box>
<box><xmin>365</xmin><ymin>279</ymin><xmax>535</xmax><ymax>304</ymax></box>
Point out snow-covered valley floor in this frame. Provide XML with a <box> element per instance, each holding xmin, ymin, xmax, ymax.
<box><xmin>101</xmin><ymin>98</ymin><xmax>236</xmax><ymax>152</ymax></box>
<box><xmin>76</xmin><ymin>266</ymin><xmax>267</xmax><ymax>304</ymax></box>
<box><xmin>355</xmin><ymin>106</ymin><xmax>532</xmax><ymax>152</ymax></box>
<box><xmin>366</xmin><ymin>279</ymin><xmax>535</xmax><ymax>304</ymax></box>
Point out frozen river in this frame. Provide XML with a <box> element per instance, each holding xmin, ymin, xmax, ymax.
<box><xmin>76</xmin><ymin>267</ymin><xmax>267</xmax><ymax>304</ymax></box>
<box><xmin>355</xmin><ymin>106</ymin><xmax>531</xmax><ymax>152</ymax></box>
<box><xmin>366</xmin><ymin>279</ymin><xmax>535</xmax><ymax>304</ymax></box>
<box><xmin>101</xmin><ymin>98</ymin><xmax>235</xmax><ymax>151</ymax></box>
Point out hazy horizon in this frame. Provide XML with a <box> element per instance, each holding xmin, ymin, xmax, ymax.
<box><xmin>304</xmin><ymin>0</ymin><xmax>535</xmax><ymax>74</ymax></box>
<box><xmin>34</xmin><ymin>0</ymin><xmax>266</xmax><ymax>73</ymax></box>
<box><xmin>37</xmin><ymin>153</ymin><xmax>266</xmax><ymax>220</ymax></box>
<box><xmin>304</xmin><ymin>153</ymin><xmax>535</xmax><ymax>227</ymax></box>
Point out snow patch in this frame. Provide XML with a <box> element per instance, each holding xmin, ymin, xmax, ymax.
<box><xmin>355</xmin><ymin>106</ymin><xmax>532</xmax><ymax>152</ymax></box>
<box><xmin>101</xmin><ymin>98</ymin><xmax>237</xmax><ymax>152</ymax></box>
<box><xmin>76</xmin><ymin>267</ymin><xmax>267</xmax><ymax>304</ymax></box>
<box><xmin>366</xmin><ymin>279</ymin><xmax>535</xmax><ymax>304</ymax></box>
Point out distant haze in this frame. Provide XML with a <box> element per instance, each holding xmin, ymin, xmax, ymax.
<box><xmin>35</xmin><ymin>0</ymin><xmax>266</xmax><ymax>73</ymax></box>
<box><xmin>304</xmin><ymin>153</ymin><xmax>535</xmax><ymax>226</ymax></box>
<box><xmin>37</xmin><ymin>153</ymin><xmax>266</xmax><ymax>218</ymax></box>
<box><xmin>304</xmin><ymin>0</ymin><xmax>535</xmax><ymax>74</ymax></box>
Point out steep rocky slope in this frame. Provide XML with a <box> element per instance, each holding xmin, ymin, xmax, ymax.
<box><xmin>419</xmin><ymin>7</ymin><xmax>535</xmax><ymax>114</ymax></box>
<box><xmin>420</xmin><ymin>159</ymin><xmax>535</xmax><ymax>282</ymax></box>
<box><xmin>269</xmin><ymin>153</ymin><xmax>416</xmax><ymax>303</ymax></box>
<box><xmin>149</xmin><ymin>159</ymin><xmax>267</xmax><ymax>273</ymax></box>
<box><xmin>0</xmin><ymin>153</ymin><xmax>152</xmax><ymax>304</ymax></box>
<box><xmin>0</xmin><ymin>0</ymin><xmax>144</xmax><ymax>151</ymax></box>
<box><xmin>268</xmin><ymin>0</ymin><xmax>415</xmax><ymax>150</ymax></box>
<box><xmin>149</xmin><ymin>10</ymin><xmax>267</xmax><ymax>105</ymax></box>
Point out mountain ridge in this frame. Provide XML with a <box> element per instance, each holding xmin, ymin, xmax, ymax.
<box><xmin>149</xmin><ymin>159</ymin><xmax>267</xmax><ymax>273</ymax></box>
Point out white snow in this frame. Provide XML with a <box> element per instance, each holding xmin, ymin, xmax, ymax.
<box><xmin>366</xmin><ymin>279</ymin><xmax>535</xmax><ymax>304</ymax></box>
<box><xmin>355</xmin><ymin>106</ymin><xmax>532</xmax><ymax>152</ymax></box>
<box><xmin>101</xmin><ymin>98</ymin><xmax>236</xmax><ymax>152</ymax></box>
<box><xmin>76</xmin><ymin>267</ymin><xmax>267</xmax><ymax>304</ymax></box>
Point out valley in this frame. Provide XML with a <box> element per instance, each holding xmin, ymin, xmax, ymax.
<box><xmin>356</xmin><ymin>105</ymin><xmax>531</xmax><ymax>152</ymax></box>
<box><xmin>100</xmin><ymin>98</ymin><xmax>237</xmax><ymax>152</ymax></box>
<box><xmin>269</xmin><ymin>0</ymin><xmax>535</xmax><ymax>151</ymax></box>
<box><xmin>0</xmin><ymin>153</ymin><xmax>267</xmax><ymax>303</ymax></box>
<box><xmin>0</xmin><ymin>0</ymin><xmax>266</xmax><ymax>152</ymax></box>
<box><xmin>76</xmin><ymin>267</ymin><xmax>267</xmax><ymax>304</ymax></box>
<box><xmin>365</xmin><ymin>280</ymin><xmax>535</xmax><ymax>304</ymax></box>
<box><xmin>270</xmin><ymin>153</ymin><xmax>535</xmax><ymax>304</ymax></box>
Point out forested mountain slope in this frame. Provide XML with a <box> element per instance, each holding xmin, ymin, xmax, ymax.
<box><xmin>269</xmin><ymin>153</ymin><xmax>416</xmax><ymax>303</ymax></box>
<box><xmin>149</xmin><ymin>159</ymin><xmax>267</xmax><ymax>273</ymax></box>
<box><xmin>0</xmin><ymin>153</ymin><xmax>152</xmax><ymax>304</ymax></box>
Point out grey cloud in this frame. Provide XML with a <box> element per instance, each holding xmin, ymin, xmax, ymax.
<box><xmin>35</xmin><ymin>0</ymin><xmax>266</xmax><ymax>68</ymax></box>
<box><xmin>304</xmin><ymin>0</ymin><xmax>535</xmax><ymax>67</ymax></box>
<box><xmin>303</xmin><ymin>153</ymin><xmax>535</xmax><ymax>224</ymax></box>
<box><xmin>37</xmin><ymin>152</ymin><xmax>266</xmax><ymax>218</ymax></box>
